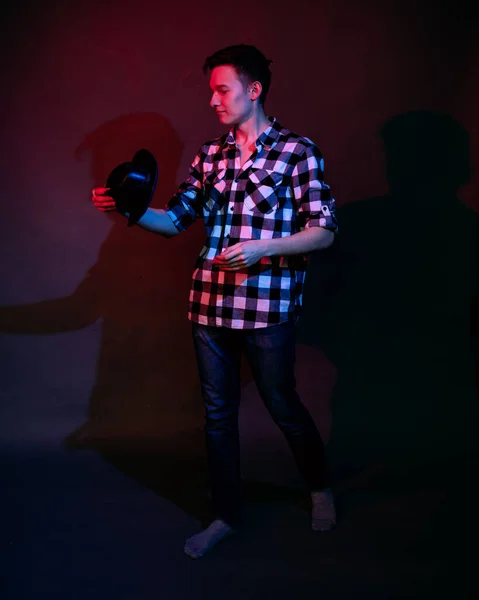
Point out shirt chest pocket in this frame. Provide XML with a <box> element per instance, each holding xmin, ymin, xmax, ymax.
<box><xmin>203</xmin><ymin>169</ymin><xmax>227</xmax><ymax>212</ymax></box>
<box><xmin>244</xmin><ymin>169</ymin><xmax>284</xmax><ymax>214</ymax></box>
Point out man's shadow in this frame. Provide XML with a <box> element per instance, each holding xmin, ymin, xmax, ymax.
<box><xmin>0</xmin><ymin>113</ymin><xmax>217</xmax><ymax>523</ymax></box>
<box><xmin>298</xmin><ymin>110</ymin><xmax>479</xmax><ymax>490</ymax></box>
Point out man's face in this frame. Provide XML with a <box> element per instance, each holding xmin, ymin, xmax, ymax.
<box><xmin>209</xmin><ymin>65</ymin><xmax>254</xmax><ymax>126</ymax></box>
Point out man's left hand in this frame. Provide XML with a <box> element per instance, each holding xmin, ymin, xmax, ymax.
<box><xmin>212</xmin><ymin>240</ymin><xmax>268</xmax><ymax>270</ymax></box>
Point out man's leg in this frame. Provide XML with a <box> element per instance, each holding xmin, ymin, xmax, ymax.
<box><xmin>184</xmin><ymin>324</ymin><xmax>242</xmax><ymax>558</ymax></box>
<box><xmin>243</xmin><ymin>321</ymin><xmax>336</xmax><ymax>531</ymax></box>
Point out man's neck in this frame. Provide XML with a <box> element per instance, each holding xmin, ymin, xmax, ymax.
<box><xmin>235</xmin><ymin>110</ymin><xmax>270</xmax><ymax>147</ymax></box>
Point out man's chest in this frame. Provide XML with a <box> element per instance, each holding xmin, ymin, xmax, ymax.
<box><xmin>202</xmin><ymin>155</ymin><xmax>294</xmax><ymax>216</ymax></box>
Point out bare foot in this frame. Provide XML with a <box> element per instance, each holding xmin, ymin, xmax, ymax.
<box><xmin>184</xmin><ymin>519</ymin><xmax>235</xmax><ymax>559</ymax></box>
<box><xmin>311</xmin><ymin>488</ymin><xmax>336</xmax><ymax>531</ymax></box>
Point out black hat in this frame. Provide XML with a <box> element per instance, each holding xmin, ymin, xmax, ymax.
<box><xmin>106</xmin><ymin>149</ymin><xmax>158</xmax><ymax>226</ymax></box>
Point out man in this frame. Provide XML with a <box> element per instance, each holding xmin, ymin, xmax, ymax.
<box><xmin>92</xmin><ymin>45</ymin><xmax>338</xmax><ymax>559</ymax></box>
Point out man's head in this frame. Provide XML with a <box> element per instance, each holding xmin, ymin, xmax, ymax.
<box><xmin>203</xmin><ymin>45</ymin><xmax>272</xmax><ymax>126</ymax></box>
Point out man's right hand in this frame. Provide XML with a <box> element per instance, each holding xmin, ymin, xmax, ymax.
<box><xmin>91</xmin><ymin>187</ymin><xmax>116</xmax><ymax>212</ymax></box>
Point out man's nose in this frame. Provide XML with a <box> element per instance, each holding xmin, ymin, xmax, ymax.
<box><xmin>210</xmin><ymin>93</ymin><xmax>219</xmax><ymax>108</ymax></box>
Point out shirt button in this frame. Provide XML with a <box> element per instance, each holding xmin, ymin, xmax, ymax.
<box><xmin>230</xmin><ymin>206</ymin><xmax>233</xmax><ymax>211</ymax></box>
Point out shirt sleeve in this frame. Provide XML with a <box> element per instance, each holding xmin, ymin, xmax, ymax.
<box><xmin>291</xmin><ymin>143</ymin><xmax>338</xmax><ymax>234</ymax></box>
<box><xmin>164</xmin><ymin>149</ymin><xmax>205</xmax><ymax>232</ymax></box>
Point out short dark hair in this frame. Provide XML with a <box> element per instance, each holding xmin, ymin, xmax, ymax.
<box><xmin>203</xmin><ymin>45</ymin><xmax>273</xmax><ymax>106</ymax></box>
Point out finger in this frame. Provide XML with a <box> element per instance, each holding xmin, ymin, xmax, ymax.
<box><xmin>92</xmin><ymin>193</ymin><xmax>114</xmax><ymax>202</ymax></box>
<box><xmin>223</xmin><ymin>251</ymin><xmax>245</xmax><ymax>264</ymax></box>
<box><xmin>212</xmin><ymin>253</ymin><xmax>235</xmax><ymax>264</ymax></box>
<box><xmin>213</xmin><ymin>250</ymin><xmax>231</xmax><ymax>260</ymax></box>
<box><xmin>93</xmin><ymin>199</ymin><xmax>116</xmax><ymax>210</ymax></box>
<box><xmin>92</xmin><ymin>194</ymin><xmax>113</xmax><ymax>202</ymax></box>
<box><xmin>91</xmin><ymin>202</ymin><xmax>114</xmax><ymax>211</ymax></box>
<box><xmin>216</xmin><ymin>261</ymin><xmax>245</xmax><ymax>270</ymax></box>
<box><xmin>93</xmin><ymin>203</ymin><xmax>115</xmax><ymax>211</ymax></box>
<box><xmin>92</xmin><ymin>187</ymin><xmax>111</xmax><ymax>196</ymax></box>
<box><xmin>93</xmin><ymin>198</ymin><xmax>115</xmax><ymax>207</ymax></box>
<box><xmin>221</xmin><ymin>247</ymin><xmax>242</xmax><ymax>259</ymax></box>
<box><xmin>218</xmin><ymin>266</ymin><xmax>246</xmax><ymax>271</ymax></box>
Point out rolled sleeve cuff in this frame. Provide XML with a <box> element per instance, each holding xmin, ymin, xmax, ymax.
<box><xmin>164</xmin><ymin>194</ymin><xmax>197</xmax><ymax>232</ymax></box>
<box><xmin>305</xmin><ymin>212</ymin><xmax>338</xmax><ymax>233</ymax></box>
<box><xmin>164</xmin><ymin>207</ymin><xmax>185</xmax><ymax>232</ymax></box>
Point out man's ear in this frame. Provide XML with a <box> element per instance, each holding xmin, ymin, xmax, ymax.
<box><xmin>249</xmin><ymin>81</ymin><xmax>263</xmax><ymax>101</ymax></box>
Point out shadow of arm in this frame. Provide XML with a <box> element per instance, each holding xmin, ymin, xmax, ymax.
<box><xmin>0</xmin><ymin>275</ymin><xmax>102</xmax><ymax>334</ymax></box>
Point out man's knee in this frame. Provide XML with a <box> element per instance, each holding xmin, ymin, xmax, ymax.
<box><xmin>205</xmin><ymin>408</ymin><xmax>239</xmax><ymax>434</ymax></box>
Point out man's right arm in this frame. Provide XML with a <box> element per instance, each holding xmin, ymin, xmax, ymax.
<box><xmin>135</xmin><ymin>208</ymin><xmax>180</xmax><ymax>238</ymax></box>
<box><xmin>91</xmin><ymin>188</ymin><xmax>180</xmax><ymax>238</ymax></box>
<box><xmin>92</xmin><ymin>147</ymin><xmax>204</xmax><ymax>237</ymax></box>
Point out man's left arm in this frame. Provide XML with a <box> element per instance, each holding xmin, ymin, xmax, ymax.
<box><xmin>214</xmin><ymin>144</ymin><xmax>337</xmax><ymax>269</ymax></box>
<box><xmin>264</xmin><ymin>225</ymin><xmax>335</xmax><ymax>255</ymax></box>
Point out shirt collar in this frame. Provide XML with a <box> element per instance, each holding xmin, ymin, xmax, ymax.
<box><xmin>224</xmin><ymin>117</ymin><xmax>282</xmax><ymax>150</ymax></box>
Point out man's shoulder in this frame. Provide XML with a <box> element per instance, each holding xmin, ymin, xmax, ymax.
<box><xmin>274</xmin><ymin>121</ymin><xmax>321</xmax><ymax>155</ymax></box>
<box><xmin>190</xmin><ymin>134</ymin><xmax>228</xmax><ymax>167</ymax></box>
<box><xmin>198</xmin><ymin>133</ymin><xmax>228</xmax><ymax>154</ymax></box>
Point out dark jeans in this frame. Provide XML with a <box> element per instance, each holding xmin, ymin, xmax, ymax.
<box><xmin>192</xmin><ymin>320</ymin><xmax>331</xmax><ymax>528</ymax></box>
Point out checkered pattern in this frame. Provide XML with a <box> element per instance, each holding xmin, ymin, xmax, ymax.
<box><xmin>165</xmin><ymin>118</ymin><xmax>338</xmax><ymax>329</ymax></box>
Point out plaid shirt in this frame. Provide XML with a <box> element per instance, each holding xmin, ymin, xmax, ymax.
<box><xmin>165</xmin><ymin>117</ymin><xmax>338</xmax><ymax>329</ymax></box>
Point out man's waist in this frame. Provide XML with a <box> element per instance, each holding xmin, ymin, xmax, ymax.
<box><xmin>195</xmin><ymin>250</ymin><xmax>307</xmax><ymax>271</ymax></box>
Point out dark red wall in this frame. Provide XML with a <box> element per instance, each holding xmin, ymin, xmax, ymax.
<box><xmin>0</xmin><ymin>0</ymin><xmax>477</xmax><ymax>473</ymax></box>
